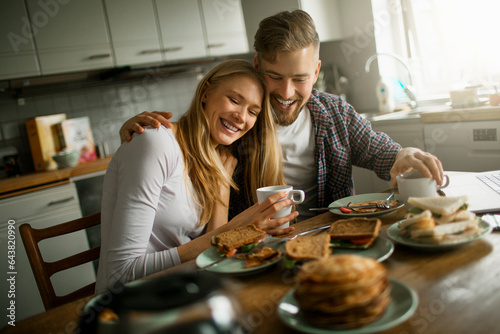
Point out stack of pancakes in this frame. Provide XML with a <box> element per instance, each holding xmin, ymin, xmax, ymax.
<box><xmin>294</xmin><ymin>254</ymin><xmax>390</xmax><ymax>328</ymax></box>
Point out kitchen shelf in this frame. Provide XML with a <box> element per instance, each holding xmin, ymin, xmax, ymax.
<box><xmin>0</xmin><ymin>156</ymin><xmax>112</xmax><ymax>199</ymax></box>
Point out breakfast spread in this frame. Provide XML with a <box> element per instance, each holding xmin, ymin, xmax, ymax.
<box><xmin>329</xmin><ymin>218</ymin><xmax>382</xmax><ymax>249</ymax></box>
<box><xmin>398</xmin><ymin>196</ymin><xmax>482</xmax><ymax>244</ymax></box>
<box><xmin>294</xmin><ymin>255</ymin><xmax>391</xmax><ymax>328</ymax></box>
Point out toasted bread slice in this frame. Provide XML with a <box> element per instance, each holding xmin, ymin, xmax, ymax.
<box><xmin>285</xmin><ymin>234</ymin><xmax>331</xmax><ymax>261</ymax></box>
<box><xmin>214</xmin><ymin>224</ymin><xmax>265</xmax><ymax>254</ymax></box>
<box><xmin>329</xmin><ymin>218</ymin><xmax>382</xmax><ymax>240</ymax></box>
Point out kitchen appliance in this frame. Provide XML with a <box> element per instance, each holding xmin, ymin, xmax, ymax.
<box><xmin>0</xmin><ymin>146</ymin><xmax>19</xmax><ymax>178</ymax></box>
<box><xmin>423</xmin><ymin>120</ymin><xmax>500</xmax><ymax>172</ymax></box>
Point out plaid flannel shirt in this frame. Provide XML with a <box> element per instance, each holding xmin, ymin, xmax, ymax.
<box><xmin>228</xmin><ymin>89</ymin><xmax>401</xmax><ymax>219</ymax></box>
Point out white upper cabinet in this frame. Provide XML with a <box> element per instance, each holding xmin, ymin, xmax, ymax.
<box><xmin>156</xmin><ymin>0</ymin><xmax>207</xmax><ymax>61</ymax></box>
<box><xmin>200</xmin><ymin>0</ymin><xmax>249</xmax><ymax>56</ymax></box>
<box><xmin>105</xmin><ymin>0</ymin><xmax>163</xmax><ymax>66</ymax></box>
<box><xmin>0</xmin><ymin>2</ymin><xmax>40</xmax><ymax>80</ymax></box>
<box><xmin>241</xmin><ymin>0</ymin><xmax>344</xmax><ymax>49</ymax></box>
<box><xmin>25</xmin><ymin>0</ymin><xmax>113</xmax><ymax>75</ymax></box>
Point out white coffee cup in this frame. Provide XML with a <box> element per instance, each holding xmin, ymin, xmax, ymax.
<box><xmin>256</xmin><ymin>185</ymin><xmax>305</xmax><ymax>227</ymax></box>
<box><xmin>396</xmin><ymin>171</ymin><xmax>450</xmax><ymax>208</ymax></box>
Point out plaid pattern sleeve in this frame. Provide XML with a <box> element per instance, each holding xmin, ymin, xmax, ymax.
<box><xmin>307</xmin><ymin>90</ymin><xmax>401</xmax><ymax>208</ymax></box>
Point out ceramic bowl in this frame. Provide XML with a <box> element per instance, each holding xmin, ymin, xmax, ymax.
<box><xmin>52</xmin><ymin>150</ymin><xmax>80</xmax><ymax>168</ymax></box>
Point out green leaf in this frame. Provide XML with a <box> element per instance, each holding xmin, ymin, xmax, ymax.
<box><xmin>240</xmin><ymin>243</ymin><xmax>257</xmax><ymax>253</ymax></box>
<box><xmin>284</xmin><ymin>257</ymin><xmax>297</xmax><ymax>269</ymax></box>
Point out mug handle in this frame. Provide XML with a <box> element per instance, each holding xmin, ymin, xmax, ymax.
<box><xmin>437</xmin><ymin>175</ymin><xmax>450</xmax><ymax>190</ymax></box>
<box><xmin>288</xmin><ymin>190</ymin><xmax>305</xmax><ymax>204</ymax></box>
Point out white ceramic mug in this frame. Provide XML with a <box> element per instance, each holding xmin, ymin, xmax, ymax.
<box><xmin>256</xmin><ymin>185</ymin><xmax>305</xmax><ymax>227</ymax></box>
<box><xmin>396</xmin><ymin>171</ymin><xmax>450</xmax><ymax>208</ymax></box>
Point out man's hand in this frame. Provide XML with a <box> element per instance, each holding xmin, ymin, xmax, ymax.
<box><xmin>390</xmin><ymin>147</ymin><xmax>444</xmax><ymax>187</ymax></box>
<box><xmin>119</xmin><ymin>111</ymin><xmax>173</xmax><ymax>143</ymax></box>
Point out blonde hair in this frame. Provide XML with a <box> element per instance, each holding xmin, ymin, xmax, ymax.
<box><xmin>254</xmin><ymin>10</ymin><xmax>320</xmax><ymax>63</ymax></box>
<box><xmin>176</xmin><ymin>59</ymin><xmax>284</xmax><ymax>225</ymax></box>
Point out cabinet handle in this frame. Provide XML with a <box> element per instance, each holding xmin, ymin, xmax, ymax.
<box><xmin>87</xmin><ymin>54</ymin><xmax>111</xmax><ymax>60</ymax></box>
<box><xmin>207</xmin><ymin>43</ymin><xmax>225</xmax><ymax>49</ymax></box>
<box><xmin>163</xmin><ymin>47</ymin><xmax>183</xmax><ymax>53</ymax></box>
<box><xmin>47</xmin><ymin>196</ymin><xmax>76</xmax><ymax>206</ymax></box>
<box><xmin>139</xmin><ymin>49</ymin><xmax>162</xmax><ymax>55</ymax></box>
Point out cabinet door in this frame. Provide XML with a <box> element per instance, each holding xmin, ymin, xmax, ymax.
<box><xmin>241</xmin><ymin>0</ymin><xmax>344</xmax><ymax>49</ymax></box>
<box><xmin>25</xmin><ymin>0</ymin><xmax>113</xmax><ymax>75</ymax></box>
<box><xmin>0</xmin><ymin>183</ymin><xmax>93</xmax><ymax>326</ymax></box>
<box><xmin>156</xmin><ymin>0</ymin><xmax>207</xmax><ymax>61</ymax></box>
<box><xmin>0</xmin><ymin>1</ymin><xmax>40</xmax><ymax>80</ymax></box>
<box><xmin>105</xmin><ymin>0</ymin><xmax>163</xmax><ymax>66</ymax></box>
<box><xmin>299</xmin><ymin>0</ymin><xmax>343</xmax><ymax>42</ymax></box>
<box><xmin>200</xmin><ymin>0</ymin><xmax>249</xmax><ymax>56</ymax></box>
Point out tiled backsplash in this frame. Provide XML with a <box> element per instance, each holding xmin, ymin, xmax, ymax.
<box><xmin>0</xmin><ymin>66</ymin><xmax>209</xmax><ymax>175</ymax></box>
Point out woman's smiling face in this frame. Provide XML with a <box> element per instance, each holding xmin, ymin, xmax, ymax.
<box><xmin>203</xmin><ymin>74</ymin><xmax>263</xmax><ymax>147</ymax></box>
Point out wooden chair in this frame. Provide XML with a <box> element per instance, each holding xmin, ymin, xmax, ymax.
<box><xmin>19</xmin><ymin>213</ymin><xmax>101</xmax><ymax>310</ymax></box>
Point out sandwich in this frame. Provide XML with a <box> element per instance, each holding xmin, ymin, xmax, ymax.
<box><xmin>237</xmin><ymin>247</ymin><xmax>282</xmax><ymax>269</ymax></box>
<box><xmin>399</xmin><ymin>196</ymin><xmax>481</xmax><ymax>244</ymax></box>
<box><xmin>328</xmin><ymin>218</ymin><xmax>382</xmax><ymax>249</ymax></box>
<box><xmin>284</xmin><ymin>233</ymin><xmax>331</xmax><ymax>269</ymax></box>
<box><xmin>406</xmin><ymin>195</ymin><xmax>473</xmax><ymax>223</ymax></box>
<box><xmin>213</xmin><ymin>224</ymin><xmax>266</xmax><ymax>257</ymax></box>
<box><xmin>294</xmin><ymin>255</ymin><xmax>390</xmax><ymax>328</ymax></box>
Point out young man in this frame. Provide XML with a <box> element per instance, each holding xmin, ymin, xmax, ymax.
<box><xmin>119</xmin><ymin>10</ymin><xmax>444</xmax><ymax>221</ymax></box>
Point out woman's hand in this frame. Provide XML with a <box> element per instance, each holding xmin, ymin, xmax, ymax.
<box><xmin>229</xmin><ymin>192</ymin><xmax>298</xmax><ymax>235</ymax></box>
<box><xmin>119</xmin><ymin>111</ymin><xmax>173</xmax><ymax>143</ymax></box>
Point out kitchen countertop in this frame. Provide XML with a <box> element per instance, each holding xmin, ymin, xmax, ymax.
<box><xmin>0</xmin><ymin>156</ymin><xmax>112</xmax><ymax>199</ymax></box>
<box><xmin>362</xmin><ymin>104</ymin><xmax>500</xmax><ymax>123</ymax></box>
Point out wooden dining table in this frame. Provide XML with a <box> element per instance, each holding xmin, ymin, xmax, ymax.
<box><xmin>2</xmin><ymin>208</ymin><xmax>499</xmax><ymax>334</ymax></box>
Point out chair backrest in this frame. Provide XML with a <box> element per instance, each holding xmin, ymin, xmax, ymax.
<box><xmin>20</xmin><ymin>212</ymin><xmax>101</xmax><ymax>310</ymax></box>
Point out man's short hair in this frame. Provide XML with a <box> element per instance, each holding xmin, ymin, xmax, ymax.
<box><xmin>254</xmin><ymin>9</ymin><xmax>320</xmax><ymax>63</ymax></box>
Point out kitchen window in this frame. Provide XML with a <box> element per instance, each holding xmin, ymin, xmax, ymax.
<box><xmin>374</xmin><ymin>0</ymin><xmax>500</xmax><ymax>102</ymax></box>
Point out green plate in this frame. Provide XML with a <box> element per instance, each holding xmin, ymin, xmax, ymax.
<box><xmin>196</xmin><ymin>238</ymin><xmax>285</xmax><ymax>274</ymax></box>
<box><xmin>278</xmin><ymin>279</ymin><xmax>418</xmax><ymax>334</ymax></box>
<box><xmin>387</xmin><ymin>218</ymin><xmax>493</xmax><ymax>251</ymax></box>
<box><xmin>331</xmin><ymin>236</ymin><xmax>394</xmax><ymax>262</ymax></box>
<box><xmin>329</xmin><ymin>193</ymin><xmax>404</xmax><ymax>217</ymax></box>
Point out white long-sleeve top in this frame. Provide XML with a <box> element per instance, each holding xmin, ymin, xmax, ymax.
<box><xmin>96</xmin><ymin>126</ymin><xmax>204</xmax><ymax>293</ymax></box>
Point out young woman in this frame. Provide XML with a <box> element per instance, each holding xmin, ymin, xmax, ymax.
<box><xmin>96</xmin><ymin>60</ymin><xmax>297</xmax><ymax>292</ymax></box>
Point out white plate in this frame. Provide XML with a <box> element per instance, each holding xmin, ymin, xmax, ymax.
<box><xmin>278</xmin><ymin>278</ymin><xmax>418</xmax><ymax>334</ymax></box>
<box><xmin>196</xmin><ymin>239</ymin><xmax>284</xmax><ymax>274</ymax></box>
<box><xmin>328</xmin><ymin>193</ymin><xmax>404</xmax><ymax>217</ymax></box>
<box><xmin>387</xmin><ymin>218</ymin><xmax>493</xmax><ymax>251</ymax></box>
<box><xmin>331</xmin><ymin>236</ymin><xmax>394</xmax><ymax>262</ymax></box>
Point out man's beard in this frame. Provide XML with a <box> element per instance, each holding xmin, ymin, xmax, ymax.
<box><xmin>271</xmin><ymin>99</ymin><xmax>304</xmax><ymax>126</ymax></box>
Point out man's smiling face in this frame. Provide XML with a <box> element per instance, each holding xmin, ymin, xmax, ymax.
<box><xmin>256</xmin><ymin>46</ymin><xmax>321</xmax><ymax>126</ymax></box>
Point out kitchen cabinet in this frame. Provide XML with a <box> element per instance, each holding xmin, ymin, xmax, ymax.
<box><xmin>0</xmin><ymin>1</ymin><xmax>40</xmax><ymax>80</ymax></box>
<box><xmin>241</xmin><ymin>0</ymin><xmax>344</xmax><ymax>49</ymax></box>
<box><xmin>105</xmin><ymin>0</ymin><xmax>246</xmax><ymax>66</ymax></box>
<box><xmin>200</xmin><ymin>0</ymin><xmax>249</xmax><ymax>56</ymax></box>
<box><xmin>0</xmin><ymin>183</ymin><xmax>94</xmax><ymax>327</ymax></box>
<box><xmin>105</xmin><ymin>0</ymin><xmax>163</xmax><ymax>66</ymax></box>
<box><xmin>24</xmin><ymin>0</ymin><xmax>113</xmax><ymax>75</ymax></box>
<box><xmin>156</xmin><ymin>0</ymin><xmax>207</xmax><ymax>61</ymax></box>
